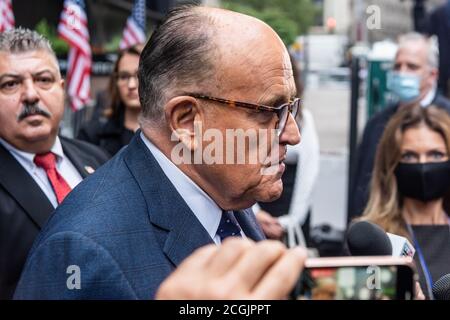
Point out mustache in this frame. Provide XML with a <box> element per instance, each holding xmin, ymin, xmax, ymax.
<box><xmin>17</xmin><ymin>103</ymin><xmax>52</xmax><ymax>122</ymax></box>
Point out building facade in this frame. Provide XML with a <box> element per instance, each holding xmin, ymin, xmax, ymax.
<box><xmin>351</xmin><ymin>0</ymin><xmax>446</xmax><ymax>44</ymax></box>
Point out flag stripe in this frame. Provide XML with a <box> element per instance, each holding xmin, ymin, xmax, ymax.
<box><xmin>119</xmin><ymin>0</ymin><xmax>146</xmax><ymax>49</ymax></box>
<box><xmin>58</xmin><ymin>23</ymin><xmax>91</xmax><ymax>55</ymax></box>
<box><xmin>128</xmin><ymin>20</ymin><xmax>145</xmax><ymax>42</ymax></box>
<box><xmin>0</xmin><ymin>0</ymin><xmax>15</xmax><ymax>32</ymax></box>
<box><xmin>59</xmin><ymin>11</ymin><xmax>89</xmax><ymax>38</ymax></box>
<box><xmin>58</xmin><ymin>0</ymin><xmax>91</xmax><ymax>111</ymax></box>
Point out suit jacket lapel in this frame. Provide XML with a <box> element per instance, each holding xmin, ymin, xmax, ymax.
<box><xmin>0</xmin><ymin>144</ymin><xmax>54</xmax><ymax>229</ymax></box>
<box><xmin>234</xmin><ymin>208</ymin><xmax>266</xmax><ymax>241</ymax></box>
<box><xmin>61</xmin><ymin>138</ymin><xmax>90</xmax><ymax>178</ymax></box>
<box><xmin>123</xmin><ymin>133</ymin><xmax>214</xmax><ymax>267</ymax></box>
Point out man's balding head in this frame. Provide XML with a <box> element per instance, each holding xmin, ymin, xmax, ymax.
<box><xmin>205</xmin><ymin>8</ymin><xmax>293</xmax><ymax>100</ymax></box>
<box><xmin>138</xmin><ymin>5</ymin><xmax>214</xmax><ymax>124</ymax></box>
<box><xmin>138</xmin><ymin>5</ymin><xmax>291</xmax><ymax>126</ymax></box>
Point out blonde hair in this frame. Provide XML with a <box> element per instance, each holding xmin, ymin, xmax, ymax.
<box><xmin>361</xmin><ymin>104</ymin><xmax>450</xmax><ymax>238</ymax></box>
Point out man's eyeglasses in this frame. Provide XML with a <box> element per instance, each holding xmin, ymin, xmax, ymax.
<box><xmin>188</xmin><ymin>94</ymin><xmax>301</xmax><ymax>136</ymax></box>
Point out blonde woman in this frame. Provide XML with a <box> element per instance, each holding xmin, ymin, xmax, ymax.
<box><xmin>361</xmin><ymin>104</ymin><xmax>450</xmax><ymax>299</ymax></box>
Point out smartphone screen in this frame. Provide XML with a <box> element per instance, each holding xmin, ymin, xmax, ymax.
<box><xmin>293</xmin><ymin>265</ymin><xmax>414</xmax><ymax>300</ymax></box>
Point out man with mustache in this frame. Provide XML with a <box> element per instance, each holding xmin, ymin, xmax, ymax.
<box><xmin>17</xmin><ymin>102</ymin><xmax>52</xmax><ymax>122</ymax></box>
<box><xmin>0</xmin><ymin>28</ymin><xmax>110</xmax><ymax>299</ymax></box>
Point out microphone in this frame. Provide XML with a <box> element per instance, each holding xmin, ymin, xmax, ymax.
<box><xmin>433</xmin><ymin>274</ymin><xmax>450</xmax><ymax>300</ymax></box>
<box><xmin>386</xmin><ymin>233</ymin><xmax>415</xmax><ymax>258</ymax></box>
<box><xmin>346</xmin><ymin>221</ymin><xmax>392</xmax><ymax>256</ymax></box>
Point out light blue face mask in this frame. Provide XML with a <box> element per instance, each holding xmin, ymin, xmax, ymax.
<box><xmin>387</xmin><ymin>71</ymin><xmax>421</xmax><ymax>102</ymax></box>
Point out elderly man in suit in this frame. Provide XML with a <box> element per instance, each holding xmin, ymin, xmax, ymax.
<box><xmin>15</xmin><ymin>5</ymin><xmax>302</xmax><ymax>299</ymax></box>
<box><xmin>0</xmin><ymin>29</ymin><xmax>109</xmax><ymax>299</ymax></box>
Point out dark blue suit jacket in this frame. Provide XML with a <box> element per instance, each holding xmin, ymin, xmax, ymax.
<box><xmin>14</xmin><ymin>133</ymin><xmax>264</xmax><ymax>299</ymax></box>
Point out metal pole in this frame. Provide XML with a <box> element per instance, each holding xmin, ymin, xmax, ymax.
<box><xmin>413</xmin><ymin>0</ymin><xmax>427</xmax><ymax>33</ymax></box>
<box><xmin>347</xmin><ymin>56</ymin><xmax>361</xmax><ymax>224</ymax></box>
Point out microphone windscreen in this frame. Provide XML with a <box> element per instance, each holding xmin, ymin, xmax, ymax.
<box><xmin>433</xmin><ymin>274</ymin><xmax>450</xmax><ymax>300</ymax></box>
<box><xmin>346</xmin><ymin>221</ymin><xmax>393</xmax><ymax>256</ymax></box>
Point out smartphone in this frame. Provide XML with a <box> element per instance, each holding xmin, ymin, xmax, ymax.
<box><xmin>292</xmin><ymin>256</ymin><xmax>416</xmax><ymax>300</ymax></box>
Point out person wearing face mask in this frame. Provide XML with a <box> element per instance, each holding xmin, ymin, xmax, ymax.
<box><xmin>77</xmin><ymin>45</ymin><xmax>143</xmax><ymax>156</ymax></box>
<box><xmin>348</xmin><ymin>32</ymin><xmax>450</xmax><ymax>223</ymax></box>
<box><xmin>359</xmin><ymin>104</ymin><xmax>450</xmax><ymax>299</ymax></box>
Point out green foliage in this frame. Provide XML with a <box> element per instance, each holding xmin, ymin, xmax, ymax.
<box><xmin>222</xmin><ymin>0</ymin><xmax>317</xmax><ymax>45</ymax></box>
<box><xmin>104</xmin><ymin>34</ymin><xmax>122</xmax><ymax>52</ymax></box>
<box><xmin>258</xmin><ymin>8</ymin><xmax>298</xmax><ymax>46</ymax></box>
<box><xmin>104</xmin><ymin>30</ymin><xmax>152</xmax><ymax>53</ymax></box>
<box><xmin>35</xmin><ymin>19</ymin><xmax>69</xmax><ymax>55</ymax></box>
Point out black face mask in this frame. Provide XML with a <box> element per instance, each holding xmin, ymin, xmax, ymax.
<box><xmin>394</xmin><ymin>161</ymin><xmax>450</xmax><ymax>202</ymax></box>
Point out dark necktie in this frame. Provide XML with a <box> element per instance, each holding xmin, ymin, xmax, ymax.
<box><xmin>34</xmin><ymin>152</ymin><xmax>72</xmax><ymax>204</ymax></box>
<box><xmin>216</xmin><ymin>210</ymin><xmax>242</xmax><ymax>242</ymax></box>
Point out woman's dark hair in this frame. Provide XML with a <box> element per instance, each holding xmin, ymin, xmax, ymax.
<box><xmin>104</xmin><ymin>44</ymin><xmax>143</xmax><ymax>122</ymax></box>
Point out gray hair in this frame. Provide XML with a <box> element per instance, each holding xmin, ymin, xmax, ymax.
<box><xmin>138</xmin><ymin>5</ymin><xmax>216</xmax><ymax>125</ymax></box>
<box><xmin>397</xmin><ymin>32</ymin><xmax>439</xmax><ymax>69</ymax></box>
<box><xmin>0</xmin><ymin>28</ymin><xmax>57</xmax><ymax>60</ymax></box>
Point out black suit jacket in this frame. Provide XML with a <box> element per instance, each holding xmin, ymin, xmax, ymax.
<box><xmin>427</xmin><ymin>5</ymin><xmax>450</xmax><ymax>96</ymax></box>
<box><xmin>348</xmin><ymin>93</ymin><xmax>450</xmax><ymax>223</ymax></box>
<box><xmin>77</xmin><ymin>117</ymin><xmax>134</xmax><ymax>157</ymax></box>
<box><xmin>0</xmin><ymin>136</ymin><xmax>110</xmax><ymax>299</ymax></box>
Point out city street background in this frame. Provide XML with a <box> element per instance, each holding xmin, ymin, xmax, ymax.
<box><xmin>304</xmin><ymin>75</ymin><xmax>365</xmax><ymax>231</ymax></box>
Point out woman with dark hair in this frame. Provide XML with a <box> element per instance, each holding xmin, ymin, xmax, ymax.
<box><xmin>360</xmin><ymin>104</ymin><xmax>450</xmax><ymax>298</ymax></box>
<box><xmin>77</xmin><ymin>45</ymin><xmax>143</xmax><ymax>156</ymax></box>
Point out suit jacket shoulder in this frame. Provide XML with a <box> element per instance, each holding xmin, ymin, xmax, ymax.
<box><xmin>15</xmin><ymin>133</ymin><xmax>263</xmax><ymax>300</ymax></box>
<box><xmin>61</xmin><ymin>136</ymin><xmax>110</xmax><ymax>164</ymax></box>
<box><xmin>433</xmin><ymin>93</ymin><xmax>450</xmax><ymax>112</ymax></box>
<box><xmin>60</xmin><ymin>136</ymin><xmax>110</xmax><ymax>178</ymax></box>
<box><xmin>77</xmin><ymin>119</ymin><xmax>133</xmax><ymax>157</ymax></box>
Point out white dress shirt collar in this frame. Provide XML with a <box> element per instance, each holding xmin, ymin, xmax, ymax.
<box><xmin>0</xmin><ymin>136</ymin><xmax>83</xmax><ymax>208</ymax></box>
<box><xmin>0</xmin><ymin>136</ymin><xmax>65</xmax><ymax>170</ymax></box>
<box><xmin>140</xmin><ymin>132</ymin><xmax>222</xmax><ymax>243</ymax></box>
<box><xmin>421</xmin><ymin>85</ymin><xmax>437</xmax><ymax>107</ymax></box>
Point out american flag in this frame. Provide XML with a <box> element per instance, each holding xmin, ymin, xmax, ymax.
<box><xmin>0</xmin><ymin>0</ymin><xmax>15</xmax><ymax>32</ymax></box>
<box><xmin>119</xmin><ymin>0</ymin><xmax>146</xmax><ymax>49</ymax></box>
<box><xmin>58</xmin><ymin>0</ymin><xmax>91</xmax><ymax>111</ymax></box>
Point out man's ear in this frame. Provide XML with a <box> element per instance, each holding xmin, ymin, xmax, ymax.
<box><xmin>430</xmin><ymin>67</ymin><xmax>438</xmax><ymax>82</ymax></box>
<box><xmin>164</xmin><ymin>96</ymin><xmax>203</xmax><ymax>151</ymax></box>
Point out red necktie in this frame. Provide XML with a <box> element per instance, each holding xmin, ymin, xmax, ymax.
<box><xmin>34</xmin><ymin>152</ymin><xmax>72</xmax><ymax>204</ymax></box>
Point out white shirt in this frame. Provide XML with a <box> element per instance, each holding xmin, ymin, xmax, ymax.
<box><xmin>421</xmin><ymin>86</ymin><xmax>437</xmax><ymax>107</ymax></box>
<box><xmin>140</xmin><ymin>132</ymin><xmax>245</xmax><ymax>245</ymax></box>
<box><xmin>0</xmin><ymin>137</ymin><xmax>83</xmax><ymax>208</ymax></box>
